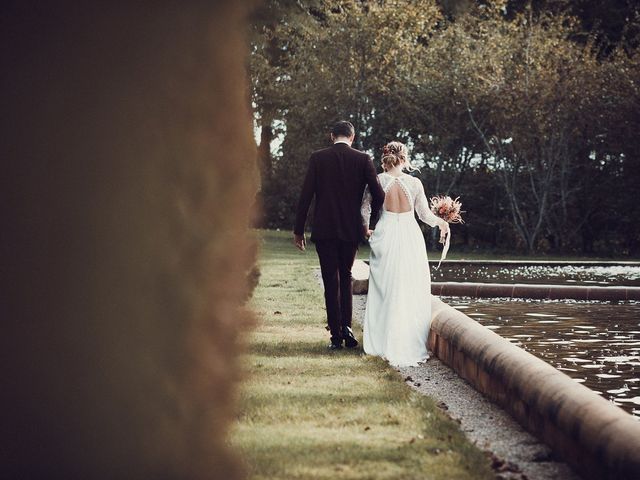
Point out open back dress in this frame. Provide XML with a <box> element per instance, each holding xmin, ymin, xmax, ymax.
<box><xmin>361</xmin><ymin>173</ymin><xmax>447</xmax><ymax>367</ymax></box>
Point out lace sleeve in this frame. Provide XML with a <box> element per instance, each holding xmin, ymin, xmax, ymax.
<box><xmin>414</xmin><ymin>179</ymin><xmax>444</xmax><ymax>228</ymax></box>
<box><xmin>361</xmin><ymin>185</ymin><xmax>372</xmax><ymax>229</ymax></box>
<box><xmin>414</xmin><ymin>178</ymin><xmax>451</xmax><ymax>269</ymax></box>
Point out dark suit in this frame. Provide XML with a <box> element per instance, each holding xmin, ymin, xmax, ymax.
<box><xmin>294</xmin><ymin>142</ymin><xmax>385</xmax><ymax>343</ymax></box>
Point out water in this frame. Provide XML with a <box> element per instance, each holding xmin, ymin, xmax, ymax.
<box><xmin>441</xmin><ymin>296</ymin><xmax>640</xmax><ymax>419</ymax></box>
<box><xmin>432</xmin><ymin>265</ymin><xmax>640</xmax><ymax>286</ymax></box>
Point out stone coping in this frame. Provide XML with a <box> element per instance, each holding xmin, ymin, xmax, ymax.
<box><xmin>428</xmin><ymin>259</ymin><xmax>640</xmax><ymax>266</ymax></box>
<box><xmin>352</xmin><ymin>260</ymin><xmax>640</xmax><ymax>300</ymax></box>
<box><xmin>362</xmin><ymin>259</ymin><xmax>640</xmax><ymax>266</ymax></box>
<box><xmin>352</xmin><ymin>259</ymin><xmax>371</xmax><ymax>295</ymax></box>
<box><xmin>427</xmin><ymin>298</ymin><xmax>640</xmax><ymax>479</ymax></box>
<box><xmin>432</xmin><ymin>282</ymin><xmax>640</xmax><ymax>301</ymax></box>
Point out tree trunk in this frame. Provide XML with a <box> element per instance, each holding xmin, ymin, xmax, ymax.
<box><xmin>258</xmin><ymin>118</ymin><xmax>274</xmax><ymax>185</ymax></box>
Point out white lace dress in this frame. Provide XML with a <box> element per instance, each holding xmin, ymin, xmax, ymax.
<box><xmin>361</xmin><ymin>173</ymin><xmax>448</xmax><ymax>367</ymax></box>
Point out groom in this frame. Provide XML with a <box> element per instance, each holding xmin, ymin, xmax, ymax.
<box><xmin>294</xmin><ymin>121</ymin><xmax>385</xmax><ymax>349</ymax></box>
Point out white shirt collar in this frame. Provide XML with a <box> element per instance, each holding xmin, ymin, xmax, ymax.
<box><xmin>333</xmin><ymin>140</ymin><xmax>351</xmax><ymax>145</ymax></box>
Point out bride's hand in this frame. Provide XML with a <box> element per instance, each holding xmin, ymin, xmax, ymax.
<box><xmin>366</xmin><ymin>229</ymin><xmax>374</xmax><ymax>239</ymax></box>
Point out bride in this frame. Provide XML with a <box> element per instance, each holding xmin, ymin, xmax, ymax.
<box><xmin>361</xmin><ymin>141</ymin><xmax>450</xmax><ymax>367</ymax></box>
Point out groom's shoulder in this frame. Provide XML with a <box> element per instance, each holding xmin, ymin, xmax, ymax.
<box><xmin>311</xmin><ymin>145</ymin><xmax>371</xmax><ymax>162</ymax></box>
<box><xmin>349</xmin><ymin>145</ymin><xmax>370</xmax><ymax>156</ymax></box>
<box><xmin>311</xmin><ymin>146</ymin><xmax>334</xmax><ymax>157</ymax></box>
<box><xmin>345</xmin><ymin>146</ymin><xmax>372</xmax><ymax>163</ymax></box>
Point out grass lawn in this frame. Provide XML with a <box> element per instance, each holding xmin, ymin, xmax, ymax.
<box><xmin>231</xmin><ymin>230</ymin><xmax>493</xmax><ymax>480</ymax></box>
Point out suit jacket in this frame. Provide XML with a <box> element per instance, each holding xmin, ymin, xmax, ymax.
<box><xmin>294</xmin><ymin>143</ymin><xmax>385</xmax><ymax>243</ymax></box>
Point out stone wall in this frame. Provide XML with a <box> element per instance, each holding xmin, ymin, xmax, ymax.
<box><xmin>431</xmin><ymin>282</ymin><xmax>640</xmax><ymax>301</ymax></box>
<box><xmin>428</xmin><ymin>298</ymin><xmax>640</xmax><ymax>480</ymax></box>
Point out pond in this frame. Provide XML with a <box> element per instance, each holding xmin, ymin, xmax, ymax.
<box><xmin>431</xmin><ymin>264</ymin><xmax>640</xmax><ymax>286</ymax></box>
<box><xmin>441</xmin><ymin>296</ymin><xmax>640</xmax><ymax>419</ymax></box>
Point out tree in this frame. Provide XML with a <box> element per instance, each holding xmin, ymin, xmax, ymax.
<box><xmin>249</xmin><ymin>0</ymin><xmax>640</xmax><ymax>255</ymax></box>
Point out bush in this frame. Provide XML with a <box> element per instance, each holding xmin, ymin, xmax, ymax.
<box><xmin>1</xmin><ymin>3</ymin><xmax>257</xmax><ymax>479</ymax></box>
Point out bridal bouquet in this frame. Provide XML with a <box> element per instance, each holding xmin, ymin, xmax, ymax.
<box><xmin>429</xmin><ymin>195</ymin><xmax>464</xmax><ymax>270</ymax></box>
<box><xmin>430</xmin><ymin>195</ymin><xmax>465</xmax><ymax>224</ymax></box>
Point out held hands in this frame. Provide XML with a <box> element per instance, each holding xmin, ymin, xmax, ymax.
<box><xmin>362</xmin><ymin>224</ymin><xmax>373</xmax><ymax>240</ymax></box>
<box><xmin>294</xmin><ymin>233</ymin><xmax>306</xmax><ymax>251</ymax></box>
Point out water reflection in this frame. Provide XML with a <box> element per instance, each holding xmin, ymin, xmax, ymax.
<box><xmin>432</xmin><ymin>265</ymin><xmax>640</xmax><ymax>286</ymax></box>
<box><xmin>441</xmin><ymin>296</ymin><xmax>640</xmax><ymax>419</ymax></box>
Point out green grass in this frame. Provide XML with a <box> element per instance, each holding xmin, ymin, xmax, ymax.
<box><xmin>231</xmin><ymin>230</ymin><xmax>493</xmax><ymax>480</ymax></box>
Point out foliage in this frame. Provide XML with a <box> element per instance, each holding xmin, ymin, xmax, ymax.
<box><xmin>250</xmin><ymin>0</ymin><xmax>640</xmax><ymax>255</ymax></box>
<box><xmin>2</xmin><ymin>3</ymin><xmax>259</xmax><ymax>479</ymax></box>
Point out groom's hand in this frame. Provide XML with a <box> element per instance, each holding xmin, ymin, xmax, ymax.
<box><xmin>294</xmin><ymin>233</ymin><xmax>306</xmax><ymax>251</ymax></box>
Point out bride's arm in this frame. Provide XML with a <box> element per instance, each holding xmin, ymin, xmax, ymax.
<box><xmin>361</xmin><ymin>185</ymin><xmax>372</xmax><ymax>230</ymax></box>
<box><xmin>415</xmin><ymin>179</ymin><xmax>449</xmax><ymax>238</ymax></box>
<box><xmin>415</xmin><ymin>178</ymin><xmax>451</xmax><ymax>267</ymax></box>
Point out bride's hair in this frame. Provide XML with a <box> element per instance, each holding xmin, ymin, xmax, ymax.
<box><xmin>381</xmin><ymin>141</ymin><xmax>418</xmax><ymax>172</ymax></box>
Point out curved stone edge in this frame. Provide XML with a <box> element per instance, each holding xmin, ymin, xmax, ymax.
<box><xmin>352</xmin><ymin>259</ymin><xmax>370</xmax><ymax>295</ymax></box>
<box><xmin>352</xmin><ymin>262</ymin><xmax>640</xmax><ymax>300</ymax></box>
<box><xmin>428</xmin><ymin>260</ymin><xmax>640</xmax><ymax>266</ymax></box>
<box><xmin>428</xmin><ymin>297</ymin><xmax>640</xmax><ymax>480</ymax></box>
<box><xmin>432</xmin><ymin>282</ymin><xmax>640</xmax><ymax>301</ymax></box>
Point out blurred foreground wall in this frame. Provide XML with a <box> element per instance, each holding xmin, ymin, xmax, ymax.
<box><xmin>1</xmin><ymin>2</ymin><xmax>257</xmax><ymax>478</ymax></box>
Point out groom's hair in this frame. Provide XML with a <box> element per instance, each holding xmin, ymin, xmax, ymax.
<box><xmin>331</xmin><ymin>121</ymin><xmax>355</xmax><ymax>138</ymax></box>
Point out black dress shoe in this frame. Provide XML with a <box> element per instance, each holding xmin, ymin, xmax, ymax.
<box><xmin>342</xmin><ymin>326</ymin><xmax>359</xmax><ymax>348</ymax></box>
<box><xmin>327</xmin><ymin>342</ymin><xmax>343</xmax><ymax>350</ymax></box>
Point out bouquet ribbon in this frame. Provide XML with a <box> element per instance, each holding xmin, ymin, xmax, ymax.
<box><xmin>429</xmin><ymin>195</ymin><xmax>462</xmax><ymax>270</ymax></box>
<box><xmin>434</xmin><ymin>228</ymin><xmax>450</xmax><ymax>270</ymax></box>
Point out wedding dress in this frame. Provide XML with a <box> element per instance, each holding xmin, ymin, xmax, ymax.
<box><xmin>361</xmin><ymin>173</ymin><xmax>448</xmax><ymax>367</ymax></box>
